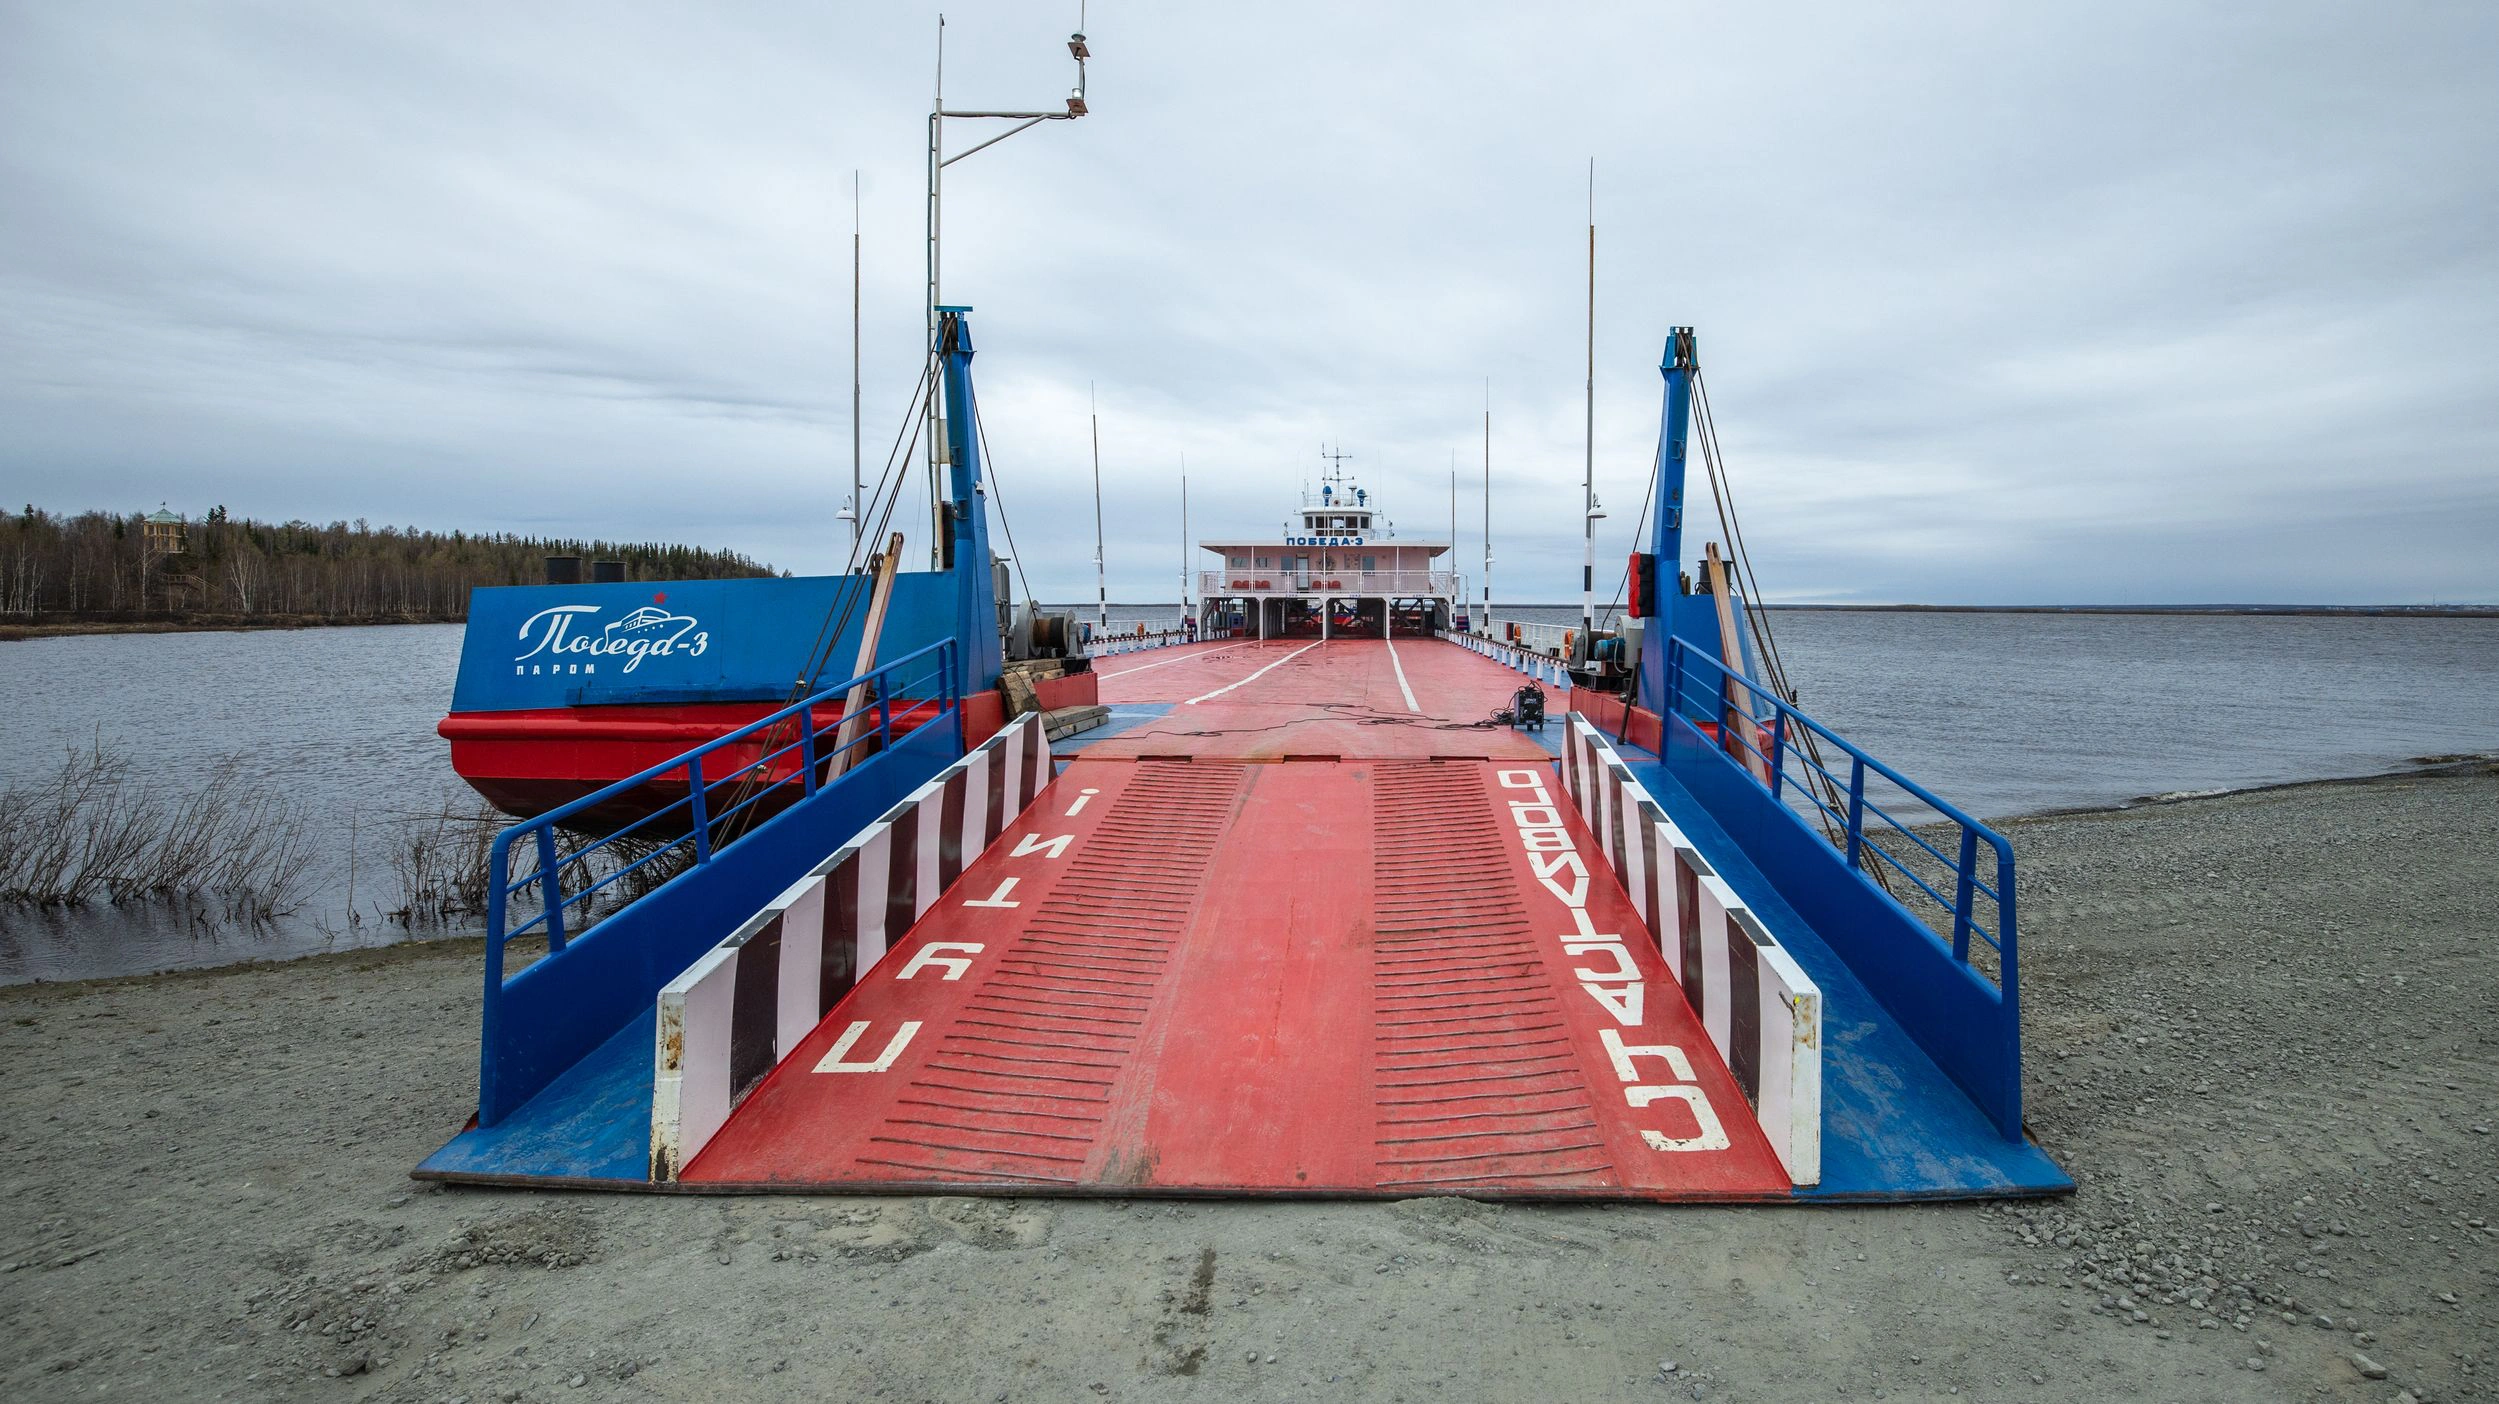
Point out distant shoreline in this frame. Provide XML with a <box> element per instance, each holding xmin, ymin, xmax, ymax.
<box><xmin>0</xmin><ymin>614</ymin><xmax>457</xmax><ymax>642</ymax></box>
<box><xmin>1996</xmin><ymin>750</ymin><xmax>2499</xmax><ymax>823</ymax></box>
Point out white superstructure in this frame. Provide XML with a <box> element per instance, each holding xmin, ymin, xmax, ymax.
<box><xmin>1193</xmin><ymin>467</ymin><xmax>1461</xmax><ymax>639</ymax></box>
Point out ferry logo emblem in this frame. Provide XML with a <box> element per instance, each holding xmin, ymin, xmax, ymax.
<box><xmin>611</xmin><ymin>605</ymin><xmax>688</xmax><ymax>635</ymax></box>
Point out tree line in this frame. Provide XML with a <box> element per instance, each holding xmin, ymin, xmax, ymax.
<box><xmin>0</xmin><ymin>505</ymin><xmax>780</xmax><ymax>625</ymax></box>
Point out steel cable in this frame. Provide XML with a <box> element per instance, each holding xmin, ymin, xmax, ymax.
<box><xmin>1688</xmin><ymin>368</ymin><xmax>1882</xmax><ymax>882</ymax></box>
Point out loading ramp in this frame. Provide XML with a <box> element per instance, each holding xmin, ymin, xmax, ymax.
<box><xmin>685</xmin><ymin>754</ymin><xmax>1788</xmax><ymax>1197</ymax></box>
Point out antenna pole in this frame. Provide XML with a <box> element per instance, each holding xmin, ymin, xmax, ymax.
<box><xmin>1180</xmin><ymin>456</ymin><xmax>1191</xmax><ymax>623</ymax></box>
<box><xmin>922</xmin><ymin>13</ymin><xmax>1095</xmax><ymax>572</ymax></box>
<box><xmin>1091</xmin><ymin>383</ymin><xmax>1108</xmax><ymax>634</ymax></box>
<box><xmin>1482</xmin><ymin>378</ymin><xmax>1492</xmax><ymax>636</ymax></box>
<box><xmin>1582</xmin><ymin>158</ymin><xmax>1596</xmax><ymax>640</ymax></box>
<box><xmin>851</xmin><ymin>170</ymin><xmax>863</xmax><ymax>557</ymax></box>
<box><xmin>926</xmin><ymin>17</ymin><xmax>945</xmax><ymax>569</ymax></box>
<box><xmin>1448</xmin><ymin>454</ymin><xmax>1456</xmax><ymax>627</ymax></box>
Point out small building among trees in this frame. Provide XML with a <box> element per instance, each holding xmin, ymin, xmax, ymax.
<box><xmin>141</xmin><ymin>506</ymin><xmax>187</xmax><ymax>555</ymax></box>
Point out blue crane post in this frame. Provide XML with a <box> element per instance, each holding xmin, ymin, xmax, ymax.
<box><xmin>936</xmin><ymin>307</ymin><xmax>1005</xmax><ymax>701</ymax></box>
<box><xmin>1639</xmin><ymin>326</ymin><xmax>1698</xmax><ymax>716</ymax></box>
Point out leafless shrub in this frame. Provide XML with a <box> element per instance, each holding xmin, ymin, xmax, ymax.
<box><xmin>0</xmin><ymin>744</ymin><xmax>316</xmax><ymax>919</ymax></box>
<box><xmin>382</xmin><ymin>797</ymin><xmax>693</xmax><ymax>931</ymax></box>
<box><xmin>384</xmin><ymin>798</ymin><xmax>502</xmax><ymax>927</ymax></box>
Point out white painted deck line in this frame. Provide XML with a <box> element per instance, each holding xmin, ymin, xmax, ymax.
<box><xmin>1098</xmin><ymin>644</ymin><xmax>1236</xmax><ymax>680</ymax></box>
<box><xmin>1182</xmin><ymin>640</ymin><xmax>1324</xmax><ymax>705</ymax></box>
<box><xmin>1383</xmin><ymin>637</ymin><xmax>1420</xmax><ymax>713</ymax></box>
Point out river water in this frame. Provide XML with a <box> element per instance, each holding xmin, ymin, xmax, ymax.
<box><xmin>4</xmin><ymin>611</ymin><xmax>2493</xmax><ymax>983</ymax></box>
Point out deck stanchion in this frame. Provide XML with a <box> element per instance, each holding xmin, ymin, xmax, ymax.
<box><xmin>535</xmin><ymin>826</ymin><xmax>567</xmax><ymax>952</ymax></box>
<box><xmin>1768</xmin><ymin>710</ymin><xmax>1790</xmax><ymax>801</ymax></box>
<box><xmin>1951</xmin><ymin>827</ymin><xmax>1979</xmax><ymax>961</ymax></box>
<box><xmin>485</xmin><ymin>838</ymin><xmax>509</xmax><ymax>975</ymax></box>
<box><xmin>687</xmin><ymin>754</ymin><xmax>712</xmax><ymax>864</ymax></box>
<box><xmin>947</xmin><ymin>646</ymin><xmax>965</xmax><ymax>754</ymax></box>
<box><xmin>1844</xmin><ymin>758</ymin><xmax>1867</xmax><ymax>871</ymax></box>
<box><xmin>1998</xmin><ymin>845</ymin><xmax>2020</xmax><ymax>1014</ymax></box>
<box><xmin>799</xmin><ymin>707</ymin><xmax>819</xmax><ymax>796</ymax></box>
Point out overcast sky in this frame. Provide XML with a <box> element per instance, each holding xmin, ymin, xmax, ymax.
<box><xmin>4</xmin><ymin>1</ymin><xmax>2494</xmax><ymax>604</ymax></box>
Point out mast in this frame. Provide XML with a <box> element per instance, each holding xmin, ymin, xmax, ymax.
<box><xmin>851</xmin><ymin>170</ymin><xmax>863</xmax><ymax>557</ymax></box>
<box><xmin>1448</xmin><ymin>455</ymin><xmax>1456</xmax><ymax>623</ymax></box>
<box><xmin>1639</xmin><ymin>328</ymin><xmax>1700</xmax><ymax>713</ymax></box>
<box><xmin>923</xmin><ymin>15</ymin><xmax>1094</xmax><ymax>570</ymax></box>
<box><xmin>1482</xmin><ymin>378</ymin><xmax>1492</xmax><ymax>635</ymax></box>
<box><xmin>1180</xmin><ymin>455</ymin><xmax>1190</xmax><ymax>621</ymax></box>
<box><xmin>935</xmin><ymin>308</ymin><xmax>1003</xmax><ymax>693</ymax></box>
<box><xmin>926</xmin><ymin>18</ymin><xmax>944</xmax><ymax>568</ymax></box>
<box><xmin>1091</xmin><ymin>383</ymin><xmax>1107</xmax><ymax>634</ymax></box>
<box><xmin>1582</xmin><ymin>158</ymin><xmax>1596</xmax><ymax>638</ymax></box>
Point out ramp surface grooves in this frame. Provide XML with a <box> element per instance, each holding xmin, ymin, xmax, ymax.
<box><xmin>860</xmin><ymin>761</ymin><xmax>1245</xmax><ymax>1185</ymax></box>
<box><xmin>1369</xmin><ymin>762</ymin><xmax>1614</xmax><ymax>1190</ymax></box>
<box><xmin>687</xmin><ymin>753</ymin><xmax>1789</xmax><ymax>1198</ymax></box>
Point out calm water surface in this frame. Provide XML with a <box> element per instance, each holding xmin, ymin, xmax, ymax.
<box><xmin>4</xmin><ymin>612</ymin><xmax>2492</xmax><ymax>982</ymax></box>
<box><xmin>2</xmin><ymin>625</ymin><xmax>468</xmax><ymax>983</ymax></box>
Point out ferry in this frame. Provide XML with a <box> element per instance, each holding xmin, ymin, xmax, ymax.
<box><xmin>417</xmin><ymin>308</ymin><xmax>2068</xmax><ymax>1202</ymax></box>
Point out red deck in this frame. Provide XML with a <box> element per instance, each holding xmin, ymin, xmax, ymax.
<box><xmin>686</xmin><ymin>685</ymin><xmax>1789</xmax><ymax>1197</ymax></box>
<box><xmin>1090</xmin><ymin>637</ymin><xmax>1550</xmax><ymax>761</ymax></box>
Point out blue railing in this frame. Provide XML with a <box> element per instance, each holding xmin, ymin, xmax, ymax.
<box><xmin>482</xmin><ymin>638</ymin><xmax>959</xmax><ymax>987</ymax></box>
<box><xmin>1665</xmin><ymin>639</ymin><xmax>2017</xmax><ymax>1000</ymax></box>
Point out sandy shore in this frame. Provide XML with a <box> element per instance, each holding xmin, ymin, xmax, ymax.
<box><xmin>3</xmin><ymin>768</ymin><xmax>2492</xmax><ymax>1403</ymax></box>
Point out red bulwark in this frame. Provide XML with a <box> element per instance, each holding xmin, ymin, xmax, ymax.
<box><xmin>686</xmin><ymin>745</ymin><xmax>1789</xmax><ymax>1199</ymax></box>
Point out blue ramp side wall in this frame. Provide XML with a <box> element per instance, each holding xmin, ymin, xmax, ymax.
<box><xmin>1661</xmin><ymin>712</ymin><xmax>2024</xmax><ymax>1139</ymax></box>
<box><xmin>480</xmin><ymin>721</ymin><xmax>957</xmax><ymax>1126</ymax></box>
<box><xmin>452</xmin><ymin>574</ymin><xmax>958</xmax><ymax>713</ymax></box>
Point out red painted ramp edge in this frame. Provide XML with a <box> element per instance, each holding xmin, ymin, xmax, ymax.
<box><xmin>685</xmin><ymin>756</ymin><xmax>1790</xmax><ymax>1200</ymax></box>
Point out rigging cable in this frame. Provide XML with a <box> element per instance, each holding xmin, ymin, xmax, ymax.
<box><xmin>1599</xmin><ymin>435</ymin><xmax>1663</xmax><ymax>627</ymax></box>
<box><xmin>1692</xmin><ymin>369</ymin><xmax>1797</xmax><ymax>699</ymax></box>
<box><xmin>969</xmin><ymin>393</ymin><xmax>1040</xmax><ymax>612</ymax></box>
<box><xmin>789</xmin><ymin>351</ymin><xmax>943</xmax><ymax>699</ymax></box>
<box><xmin>706</xmin><ymin>349</ymin><xmax>941</xmax><ymax>850</ymax></box>
<box><xmin>1687</xmin><ymin>366</ymin><xmax>1885</xmax><ymax>886</ymax></box>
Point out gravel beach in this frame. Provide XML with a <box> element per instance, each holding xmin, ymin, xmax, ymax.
<box><xmin>2</xmin><ymin>767</ymin><xmax>2492</xmax><ymax>1403</ymax></box>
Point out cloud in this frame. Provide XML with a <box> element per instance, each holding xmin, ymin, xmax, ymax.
<box><xmin>2</xmin><ymin>0</ymin><xmax>2493</xmax><ymax>604</ymax></box>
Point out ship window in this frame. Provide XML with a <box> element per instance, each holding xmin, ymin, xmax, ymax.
<box><xmin>1364</xmin><ymin>555</ymin><xmax>1376</xmax><ymax>571</ymax></box>
<box><xmin>1231</xmin><ymin>554</ymin><xmax>1247</xmax><ymax>567</ymax></box>
<box><xmin>1255</xmin><ymin>555</ymin><xmax>1268</xmax><ymax>568</ymax></box>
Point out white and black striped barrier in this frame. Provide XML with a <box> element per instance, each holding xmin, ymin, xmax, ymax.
<box><xmin>1087</xmin><ymin>629</ymin><xmax>1196</xmax><ymax>659</ymax></box>
<box><xmin>650</xmin><ymin>713</ymin><xmax>1054</xmax><ymax>1179</ymax></box>
<box><xmin>1559</xmin><ymin>713</ymin><xmax>1822</xmax><ymax>1185</ymax></box>
<box><xmin>1438</xmin><ymin>629</ymin><xmax>1575</xmax><ymax>689</ymax></box>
